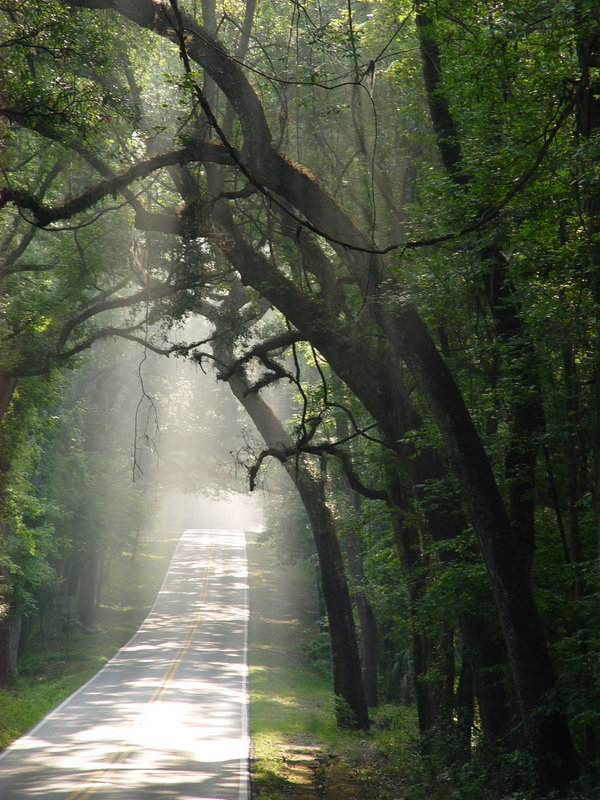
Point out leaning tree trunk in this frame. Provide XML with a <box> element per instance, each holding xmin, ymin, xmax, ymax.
<box><xmin>212</xmin><ymin>199</ymin><xmax>563</xmax><ymax>777</ymax></box>
<box><xmin>208</xmin><ymin>207</ymin><xmax>576</xmax><ymax>790</ymax></box>
<box><xmin>211</xmin><ymin>333</ymin><xmax>369</xmax><ymax>730</ymax></box>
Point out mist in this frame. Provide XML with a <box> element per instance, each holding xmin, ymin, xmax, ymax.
<box><xmin>155</xmin><ymin>491</ymin><xmax>263</xmax><ymax>532</ymax></box>
<box><xmin>100</xmin><ymin>322</ymin><xmax>269</xmax><ymax>536</ymax></box>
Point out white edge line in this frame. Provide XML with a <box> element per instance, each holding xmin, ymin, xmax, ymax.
<box><xmin>0</xmin><ymin>529</ymin><xmax>193</xmax><ymax>761</ymax></box>
<box><xmin>239</xmin><ymin>530</ymin><xmax>250</xmax><ymax>800</ymax></box>
<box><xmin>0</xmin><ymin>525</ymin><xmax>255</xmax><ymax>782</ymax></box>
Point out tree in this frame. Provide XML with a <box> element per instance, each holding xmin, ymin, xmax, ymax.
<box><xmin>4</xmin><ymin>0</ymin><xmax>599</xmax><ymax>792</ymax></box>
<box><xmin>0</xmin><ymin>376</ymin><xmax>60</xmax><ymax>684</ymax></box>
<box><xmin>205</xmin><ymin>284</ymin><xmax>368</xmax><ymax>727</ymax></box>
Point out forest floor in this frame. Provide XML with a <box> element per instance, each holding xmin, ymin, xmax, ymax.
<box><xmin>246</xmin><ymin>531</ymin><xmax>419</xmax><ymax>800</ymax></box>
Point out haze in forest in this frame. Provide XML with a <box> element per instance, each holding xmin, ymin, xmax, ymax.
<box><xmin>86</xmin><ymin>329</ymin><xmax>268</xmax><ymax>534</ymax></box>
<box><xmin>2</xmin><ymin>2</ymin><xmax>600</xmax><ymax>798</ymax></box>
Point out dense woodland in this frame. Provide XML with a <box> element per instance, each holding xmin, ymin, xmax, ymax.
<box><xmin>1</xmin><ymin>0</ymin><xmax>600</xmax><ymax>797</ymax></box>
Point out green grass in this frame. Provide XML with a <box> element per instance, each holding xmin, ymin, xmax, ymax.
<box><xmin>0</xmin><ymin>529</ymin><xmax>179</xmax><ymax>751</ymax></box>
<box><xmin>246</xmin><ymin>532</ymin><xmax>338</xmax><ymax>794</ymax></box>
<box><xmin>246</xmin><ymin>531</ymin><xmax>426</xmax><ymax>800</ymax></box>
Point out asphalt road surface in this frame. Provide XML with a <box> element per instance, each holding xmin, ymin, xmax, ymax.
<box><xmin>0</xmin><ymin>529</ymin><xmax>250</xmax><ymax>800</ymax></box>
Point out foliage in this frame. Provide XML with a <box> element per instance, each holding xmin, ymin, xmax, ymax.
<box><xmin>2</xmin><ymin>0</ymin><xmax>600</xmax><ymax>795</ymax></box>
<box><xmin>0</xmin><ymin>376</ymin><xmax>63</xmax><ymax>621</ymax></box>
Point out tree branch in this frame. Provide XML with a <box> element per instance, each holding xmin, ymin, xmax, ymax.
<box><xmin>217</xmin><ymin>330</ymin><xmax>304</xmax><ymax>382</ymax></box>
<box><xmin>0</xmin><ymin>140</ymin><xmax>231</xmax><ymax>227</ymax></box>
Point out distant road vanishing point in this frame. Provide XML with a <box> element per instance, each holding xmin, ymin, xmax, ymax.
<box><xmin>0</xmin><ymin>529</ymin><xmax>250</xmax><ymax>800</ymax></box>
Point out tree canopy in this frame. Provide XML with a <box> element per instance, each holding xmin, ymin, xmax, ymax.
<box><xmin>1</xmin><ymin>1</ymin><xmax>600</xmax><ymax>796</ymax></box>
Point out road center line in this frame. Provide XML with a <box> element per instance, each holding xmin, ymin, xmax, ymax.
<box><xmin>64</xmin><ymin>537</ymin><xmax>215</xmax><ymax>800</ymax></box>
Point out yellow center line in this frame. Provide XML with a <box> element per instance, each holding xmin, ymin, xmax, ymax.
<box><xmin>65</xmin><ymin>538</ymin><xmax>214</xmax><ymax>800</ymax></box>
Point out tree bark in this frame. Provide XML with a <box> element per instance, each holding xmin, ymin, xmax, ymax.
<box><xmin>211</xmin><ymin>312</ymin><xmax>369</xmax><ymax>729</ymax></box>
<box><xmin>0</xmin><ymin>604</ymin><xmax>22</xmax><ymax>686</ymax></box>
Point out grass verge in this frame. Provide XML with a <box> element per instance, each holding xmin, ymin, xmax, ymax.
<box><xmin>247</xmin><ymin>531</ymin><xmax>336</xmax><ymax>798</ymax></box>
<box><xmin>246</xmin><ymin>530</ymin><xmax>423</xmax><ymax>800</ymax></box>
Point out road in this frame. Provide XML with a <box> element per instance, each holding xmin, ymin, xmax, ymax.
<box><xmin>0</xmin><ymin>529</ymin><xmax>250</xmax><ymax>800</ymax></box>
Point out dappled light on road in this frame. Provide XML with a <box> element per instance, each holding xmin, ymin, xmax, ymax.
<box><xmin>0</xmin><ymin>530</ymin><xmax>249</xmax><ymax>800</ymax></box>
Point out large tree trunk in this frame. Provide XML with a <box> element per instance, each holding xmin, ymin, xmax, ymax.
<box><xmin>209</xmin><ymin>208</ymin><xmax>575</xmax><ymax>789</ymax></box>
<box><xmin>212</xmin><ymin>331</ymin><xmax>369</xmax><ymax>730</ymax></box>
<box><xmin>0</xmin><ymin>603</ymin><xmax>22</xmax><ymax>686</ymax></box>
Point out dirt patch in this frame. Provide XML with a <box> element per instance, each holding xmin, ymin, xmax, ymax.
<box><xmin>322</xmin><ymin>755</ymin><xmax>361</xmax><ymax>799</ymax></box>
<box><xmin>250</xmin><ymin>742</ymin><xmax>392</xmax><ymax>800</ymax></box>
<box><xmin>250</xmin><ymin>742</ymin><xmax>349</xmax><ymax>799</ymax></box>
<box><xmin>279</xmin><ymin>745</ymin><xmax>326</xmax><ymax>797</ymax></box>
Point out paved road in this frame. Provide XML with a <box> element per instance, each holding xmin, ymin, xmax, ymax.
<box><xmin>0</xmin><ymin>529</ymin><xmax>250</xmax><ymax>800</ymax></box>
